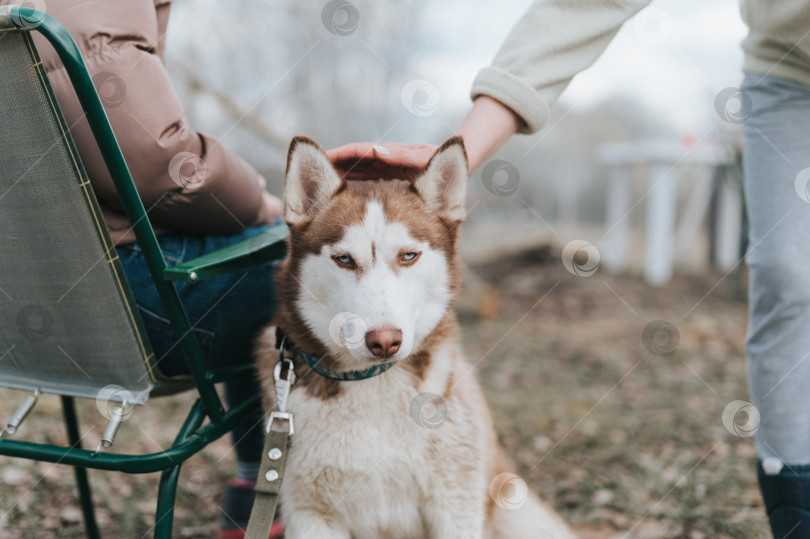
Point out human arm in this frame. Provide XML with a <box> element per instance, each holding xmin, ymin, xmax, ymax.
<box><xmin>471</xmin><ymin>0</ymin><xmax>650</xmax><ymax>134</ymax></box>
<box><xmin>34</xmin><ymin>0</ymin><xmax>282</xmax><ymax>237</ymax></box>
<box><xmin>88</xmin><ymin>79</ymin><xmax>283</xmax><ymax>234</ymax></box>
<box><xmin>329</xmin><ymin>0</ymin><xmax>651</xmax><ymax>176</ymax></box>
<box><xmin>327</xmin><ymin>96</ymin><xmax>519</xmax><ymax>176</ymax></box>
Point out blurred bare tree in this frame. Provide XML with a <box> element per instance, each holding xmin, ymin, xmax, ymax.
<box><xmin>165</xmin><ymin>0</ymin><xmax>429</xmax><ymax>194</ymax></box>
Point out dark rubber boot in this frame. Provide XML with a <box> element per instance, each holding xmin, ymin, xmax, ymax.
<box><xmin>758</xmin><ymin>461</ymin><xmax>810</xmax><ymax>538</ymax></box>
<box><xmin>218</xmin><ymin>478</ymin><xmax>284</xmax><ymax>539</ymax></box>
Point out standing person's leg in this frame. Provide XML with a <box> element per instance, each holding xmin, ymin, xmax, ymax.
<box><xmin>116</xmin><ymin>224</ymin><xmax>280</xmax><ymax>536</ymax></box>
<box><xmin>742</xmin><ymin>73</ymin><xmax>810</xmax><ymax>537</ymax></box>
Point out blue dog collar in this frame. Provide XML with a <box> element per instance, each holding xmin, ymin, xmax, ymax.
<box><xmin>277</xmin><ymin>330</ymin><xmax>396</xmax><ymax>381</ymax></box>
<box><xmin>295</xmin><ymin>348</ymin><xmax>397</xmax><ymax>381</ymax></box>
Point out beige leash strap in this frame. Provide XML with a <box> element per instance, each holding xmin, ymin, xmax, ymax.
<box><xmin>245</xmin><ymin>354</ymin><xmax>295</xmax><ymax>539</ymax></box>
<box><xmin>244</xmin><ymin>414</ymin><xmax>292</xmax><ymax>539</ymax></box>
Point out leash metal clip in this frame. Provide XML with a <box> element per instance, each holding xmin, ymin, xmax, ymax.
<box><xmin>268</xmin><ymin>411</ymin><xmax>294</xmax><ymax>436</ymax></box>
<box><xmin>269</xmin><ymin>336</ymin><xmax>296</xmax><ymax>435</ymax></box>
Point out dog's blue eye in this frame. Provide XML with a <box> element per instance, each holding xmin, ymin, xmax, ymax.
<box><xmin>334</xmin><ymin>254</ymin><xmax>354</xmax><ymax>267</ymax></box>
<box><xmin>401</xmin><ymin>252</ymin><xmax>419</xmax><ymax>263</ymax></box>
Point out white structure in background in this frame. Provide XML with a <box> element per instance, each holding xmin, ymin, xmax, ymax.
<box><xmin>598</xmin><ymin>140</ymin><xmax>738</xmax><ymax>286</ymax></box>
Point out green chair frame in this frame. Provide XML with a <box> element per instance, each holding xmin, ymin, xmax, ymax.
<box><xmin>0</xmin><ymin>6</ymin><xmax>288</xmax><ymax>537</ymax></box>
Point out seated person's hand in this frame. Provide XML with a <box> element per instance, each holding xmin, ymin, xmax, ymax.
<box><xmin>262</xmin><ymin>191</ymin><xmax>283</xmax><ymax>218</ymax></box>
<box><xmin>326</xmin><ymin>142</ymin><xmax>438</xmax><ymax>180</ymax></box>
<box><xmin>255</xmin><ymin>174</ymin><xmax>284</xmax><ymax>225</ymax></box>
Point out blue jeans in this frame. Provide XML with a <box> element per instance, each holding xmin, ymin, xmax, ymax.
<box><xmin>117</xmin><ymin>225</ymin><xmax>279</xmax><ymax>463</ymax></box>
<box><xmin>742</xmin><ymin>74</ymin><xmax>810</xmax><ymax>465</ymax></box>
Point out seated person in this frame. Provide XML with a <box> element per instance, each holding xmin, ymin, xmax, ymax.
<box><xmin>30</xmin><ymin>1</ymin><xmax>283</xmax><ymax>536</ymax></box>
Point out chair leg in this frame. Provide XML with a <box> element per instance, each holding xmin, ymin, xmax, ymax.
<box><xmin>154</xmin><ymin>464</ymin><xmax>182</xmax><ymax>539</ymax></box>
<box><xmin>61</xmin><ymin>396</ymin><xmax>101</xmax><ymax>539</ymax></box>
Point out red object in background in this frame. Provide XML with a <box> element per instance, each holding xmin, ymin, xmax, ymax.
<box><xmin>682</xmin><ymin>134</ymin><xmax>696</xmax><ymax>148</ymax></box>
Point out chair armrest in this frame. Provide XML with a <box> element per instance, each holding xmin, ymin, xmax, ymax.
<box><xmin>163</xmin><ymin>225</ymin><xmax>289</xmax><ymax>283</ymax></box>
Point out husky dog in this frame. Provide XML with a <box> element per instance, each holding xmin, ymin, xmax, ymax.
<box><xmin>256</xmin><ymin>136</ymin><xmax>574</xmax><ymax>538</ymax></box>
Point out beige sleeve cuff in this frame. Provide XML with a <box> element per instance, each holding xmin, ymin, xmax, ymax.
<box><xmin>471</xmin><ymin>66</ymin><xmax>551</xmax><ymax>134</ymax></box>
<box><xmin>470</xmin><ymin>0</ymin><xmax>651</xmax><ymax>135</ymax></box>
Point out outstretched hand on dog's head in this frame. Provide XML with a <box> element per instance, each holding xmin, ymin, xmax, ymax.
<box><xmin>327</xmin><ymin>142</ymin><xmax>439</xmax><ymax>181</ymax></box>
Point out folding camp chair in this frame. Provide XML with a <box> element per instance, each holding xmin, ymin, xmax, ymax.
<box><xmin>0</xmin><ymin>5</ymin><xmax>288</xmax><ymax>537</ymax></box>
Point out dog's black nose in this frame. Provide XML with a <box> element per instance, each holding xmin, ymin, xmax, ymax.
<box><xmin>365</xmin><ymin>327</ymin><xmax>402</xmax><ymax>358</ymax></box>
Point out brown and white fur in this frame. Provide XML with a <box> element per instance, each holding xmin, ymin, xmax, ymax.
<box><xmin>255</xmin><ymin>136</ymin><xmax>574</xmax><ymax>539</ymax></box>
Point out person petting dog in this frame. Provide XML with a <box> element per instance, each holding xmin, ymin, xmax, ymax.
<box><xmin>330</xmin><ymin>1</ymin><xmax>810</xmax><ymax>536</ymax></box>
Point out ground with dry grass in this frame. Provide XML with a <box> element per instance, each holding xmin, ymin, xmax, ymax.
<box><xmin>0</xmin><ymin>245</ymin><xmax>767</xmax><ymax>538</ymax></box>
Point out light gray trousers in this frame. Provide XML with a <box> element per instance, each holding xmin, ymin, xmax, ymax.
<box><xmin>743</xmin><ymin>73</ymin><xmax>810</xmax><ymax>465</ymax></box>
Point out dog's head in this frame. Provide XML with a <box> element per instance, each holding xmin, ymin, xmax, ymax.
<box><xmin>278</xmin><ymin>136</ymin><xmax>468</xmax><ymax>369</ymax></box>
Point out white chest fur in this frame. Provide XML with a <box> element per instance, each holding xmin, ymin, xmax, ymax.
<box><xmin>281</xmin><ymin>368</ymin><xmax>440</xmax><ymax>539</ymax></box>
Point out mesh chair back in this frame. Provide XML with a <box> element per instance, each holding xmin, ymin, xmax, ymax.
<box><xmin>0</xmin><ymin>29</ymin><xmax>158</xmax><ymax>405</ymax></box>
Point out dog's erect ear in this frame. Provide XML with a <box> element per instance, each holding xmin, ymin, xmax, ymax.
<box><xmin>413</xmin><ymin>136</ymin><xmax>469</xmax><ymax>223</ymax></box>
<box><xmin>285</xmin><ymin>136</ymin><xmax>344</xmax><ymax>226</ymax></box>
